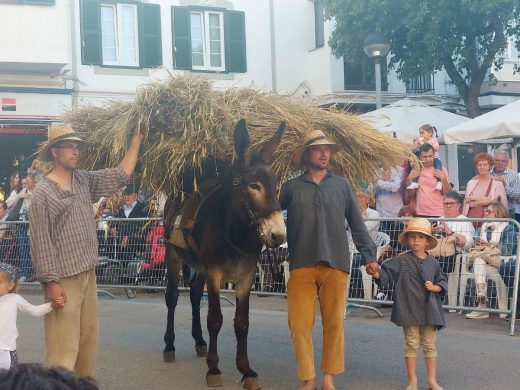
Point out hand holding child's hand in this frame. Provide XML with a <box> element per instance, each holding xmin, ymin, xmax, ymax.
<box><xmin>365</xmin><ymin>261</ymin><xmax>379</xmax><ymax>276</ymax></box>
<box><xmin>424</xmin><ymin>280</ymin><xmax>435</xmax><ymax>292</ymax></box>
<box><xmin>51</xmin><ymin>296</ymin><xmax>65</xmax><ymax>309</ymax></box>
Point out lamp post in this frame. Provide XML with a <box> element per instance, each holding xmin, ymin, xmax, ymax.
<box><xmin>363</xmin><ymin>32</ymin><xmax>390</xmax><ymax>109</ymax></box>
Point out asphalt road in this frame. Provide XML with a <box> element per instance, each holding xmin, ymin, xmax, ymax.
<box><xmin>15</xmin><ymin>287</ymin><xmax>520</xmax><ymax>390</ymax></box>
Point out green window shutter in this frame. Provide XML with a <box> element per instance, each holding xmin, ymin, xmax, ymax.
<box><xmin>80</xmin><ymin>0</ymin><xmax>102</xmax><ymax>66</ymax></box>
<box><xmin>172</xmin><ymin>6</ymin><xmax>192</xmax><ymax>70</ymax></box>
<box><xmin>139</xmin><ymin>3</ymin><xmax>162</xmax><ymax>68</ymax></box>
<box><xmin>224</xmin><ymin>10</ymin><xmax>246</xmax><ymax>73</ymax></box>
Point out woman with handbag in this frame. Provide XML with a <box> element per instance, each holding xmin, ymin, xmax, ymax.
<box><xmin>431</xmin><ymin>192</ymin><xmax>475</xmax><ymax>276</ymax></box>
<box><xmin>466</xmin><ymin>202</ymin><xmax>517</xmax><ymax>319</ymax></box>
<box><xmin>462</xmin><ymin>153</ymin><xmax>507</xmax><ymax>226</ymax></box>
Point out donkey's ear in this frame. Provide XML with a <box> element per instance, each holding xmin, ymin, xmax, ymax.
<box><xmin>234</xmin><ymin>119</ymin><xmax>252</xmax><ymax>166</ymax></box>
<box><xmin>260</xmin><ymin>122</ymin><xmax>285</xmax><ymax>163</ymax></box>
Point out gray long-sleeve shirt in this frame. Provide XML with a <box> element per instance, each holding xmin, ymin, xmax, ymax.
<box><xmin>280</xmin><ymin>172</ymin><xmax>376</xmax><ymax>273</ymax></box>
<box><xmin>379</xmin><ymin>251</ymin><xmax>448</xmax><ymax>329</ymax></box>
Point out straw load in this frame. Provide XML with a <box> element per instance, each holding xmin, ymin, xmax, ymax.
<box><xmin>63</xmin><ymin>75</ymin><xmax>414</xmax><ymax>195</ymax></box>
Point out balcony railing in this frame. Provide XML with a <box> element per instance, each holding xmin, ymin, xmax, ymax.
<box><xmin>406</xmin><ymin>74</ymin><xmax>434</xmax><ymax>93</ymax></box>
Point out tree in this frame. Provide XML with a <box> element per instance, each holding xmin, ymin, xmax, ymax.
<box><xmin>324</xmin><ymin>0</ymin><xmax>520</xmax><ymax>117</ymax></box>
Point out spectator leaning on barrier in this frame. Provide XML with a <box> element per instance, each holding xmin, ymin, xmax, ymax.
<box><xmin>463</xmin><ymin>153</ymin><xmax>508</xmax><ymax>224</ymax></box>
<box><xmin>431</xmin><ymin>192</ymin><xmax>475</xmax><ymax>275</ymax></box>
<box><xmin>465</xmin><ymin>202</ymin><xmax>517</xmax><ymax>319</ymax></box>
<box><xmin>29</xmin><ymin>124</ymin><xmax>143</xmax><ymax>378</ymax></box>
<box><xmin>280</xmin><ymin>130</ymin><xmax>377</xmax><ymax>390</ymax></box>
<box><xmin>405</xmin><ymin>143</ymin><xmax>452</xmax><ymax>218</ymax></box>
<box><xmin>0</xmin><ymin>201</ymin><xmax>7</xmax><ymax>241</ymax></box>
<box><xmin>490</xmin><ymin>149</ymin><xmax>520</xmax><ymax>220</ymax></box>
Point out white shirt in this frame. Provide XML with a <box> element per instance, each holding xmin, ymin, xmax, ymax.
<box><xmin>441</xmin><ymin>214</ymin><xmax>475</xmax><ymax>251</ymax></box>
<box><xmin>374</xmin><ymin>166</ymin><xmax>405</xmax><ymax>217</ymax></box>
<box><xmin>0</xmin><ymin>293</ymin><xmax>52</xmax><ymax>351</ymax></box>
<box><xmin>363</xmin><ymin>207</ymin><xmax>381</xmax><ymax>240</ymax></box>
<box><xmin>123</xmin><ymin>200</ymin><xmax>138</xmax><ymax>218</ymax></box>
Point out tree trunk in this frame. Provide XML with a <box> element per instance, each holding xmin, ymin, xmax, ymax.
<box><xmin>463</xmin><ymin>84</ymin><xmax>482</xmax><ymax>118</ymax></box>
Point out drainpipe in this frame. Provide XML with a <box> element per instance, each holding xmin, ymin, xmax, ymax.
<box><xmin>69</xmin><ymin>0</ymin><xmax>79</xmax><ymax>110</ymax></box>
<box><xmin>269</xmin><ymin>0</ymin><xmax>277</xmax><ymax>93</ymax></box>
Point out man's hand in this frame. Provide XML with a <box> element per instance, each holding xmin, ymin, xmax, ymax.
<box><xmin>121</xmin><ymin>236</ymin><xmax>129</xmax><ymax>248</ymax></box>
<box><xmin>493</xmin><ymin>175</ymin><xmax>505</xmax><ymax>184</ymax></box>
<box><xmin>433</xmin><ymin>169</ymin><xmax>445</xmax><ymax>181</ymax></box>
<box><xmin>365</xmin><ymin>261</ymin><xmax>379</xmax><ymax>275</ymax></box>
<box><xmin>407</xmin><ymin>170</ymin><xmax>420</xmax><ymax>184</ymax></box>
<box><xmin>47</xmin><ymin>281</ymin><xmax>66</xmax><ymax>308</ymax></box>
<box><xmin>132</xmin><ymin>122</ymin><xmax>145</xmax><ymax>145</ymax></box>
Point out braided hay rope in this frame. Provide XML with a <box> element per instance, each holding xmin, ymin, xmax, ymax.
<box><xmin>63</xmin><ymin>75</ymin><xmax>414</xmax><ymax>195</ymax></box>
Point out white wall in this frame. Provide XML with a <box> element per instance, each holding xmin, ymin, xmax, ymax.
<box><xmin>0</xmin><ymin>2</ymin><xmax>69</xmax><ymax>65</ymax></box>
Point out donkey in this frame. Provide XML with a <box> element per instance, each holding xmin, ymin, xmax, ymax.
<box><xmin>163</xmin><ymin>119</ymin><xmax>286</xmax><ymax>389</ymax></box>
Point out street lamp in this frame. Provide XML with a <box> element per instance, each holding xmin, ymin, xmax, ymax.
<box><xmin>363</xmin><ymin>32</ymin><xmax>390</xmax><ymax>109</ymax></box>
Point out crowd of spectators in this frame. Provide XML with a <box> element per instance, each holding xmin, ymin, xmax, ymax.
<box><xmin>0</xmin><ymin>159</ymin><xmax>167</xmax><ymax>287</ymax></box>
<box><xmin>2</xmin><ymin>143</ymin><xmax>520</xmax><ymax>319</ymax></box>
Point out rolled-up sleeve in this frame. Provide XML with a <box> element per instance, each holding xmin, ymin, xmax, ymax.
<box><xmin>87</xmin><ymin>167</ymin><xmax>129</xmax><ymax>203</ymax></box>
<box><xmin>29</xmin><ymin>193</ymin><xmax>59</xmax><ymax>283</ymax></box>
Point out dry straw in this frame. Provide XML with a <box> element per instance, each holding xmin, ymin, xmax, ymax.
<box><xmin>63</xmin><ymin>75</ymin><xmax>414</xmax><ymax>195</ymax></box>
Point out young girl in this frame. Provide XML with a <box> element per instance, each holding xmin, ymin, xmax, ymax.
<box><xmin>407</xmin><ymin>124</ymin><xmax>444</xmax><ymax>191</ymax></box>
<box><xmin>368</xmin><ymin>218</ymin><xmax>447</xmax><ymax>390</ymax></box>
<box><xmin>0</xmin><ymin>262</ymin><xmax>62</xmax><ymax>370</ymax></box>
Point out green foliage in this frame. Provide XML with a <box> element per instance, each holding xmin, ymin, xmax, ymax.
<box><xmin>324</xmin><ymin>0</ymin><xmax>520</xmax><ymax>107</ymax></box>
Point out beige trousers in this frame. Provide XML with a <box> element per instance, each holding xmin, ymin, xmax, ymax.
<box><xmin>403</xmin><ymin>325</ymin><xmax>437</xmax><ymax>358</ymax></box>
<box><xmin>44</xmin><ymin>268</ymin><xmax>98</xmax><ymax>378</ymax></box>
<box><xmin>287</xmin><ymin>262</ymin><xmax>349</xmax><ymax>380</ymax></box>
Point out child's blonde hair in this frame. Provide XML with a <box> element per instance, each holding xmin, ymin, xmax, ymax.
<box><xmin>0</xmin><ymin>264</ymin><xmax>20</xmax><ymax>294</ymax></box>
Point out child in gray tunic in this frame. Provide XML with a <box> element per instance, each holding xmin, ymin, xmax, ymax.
<box><xmin>368</xmin><ymin>218</ymin><xmax>447</xmax><ymax>390</ymax></box>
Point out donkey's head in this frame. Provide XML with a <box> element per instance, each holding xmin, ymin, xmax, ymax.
<box><xmin>230</xmin><ymin>119</ymin><xmax>286</xmax><ymax>248</ymax></box>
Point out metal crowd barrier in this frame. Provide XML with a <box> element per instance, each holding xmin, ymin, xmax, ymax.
<box><xmin>1</xmin><ymin>216</ymin><xmax>518</xmax><ymax>335</ymax></box>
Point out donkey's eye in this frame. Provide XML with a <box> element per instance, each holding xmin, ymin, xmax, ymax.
<box><xmin>248</xmin><ymin>183</ymin><xmax>261</xmax><ymax>191</ymax></box>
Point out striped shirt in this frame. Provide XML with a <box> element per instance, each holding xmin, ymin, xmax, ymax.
<box><xmin>29</xmin><ymin>168</ymin><xmax>128</xmax><ymax>283</ymax></box>
<box><xmin>490</xmin><ymin>167</ymin><xmax>520</xmax><ymax>211</ymax></box>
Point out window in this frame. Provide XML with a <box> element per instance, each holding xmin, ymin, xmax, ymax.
<box><xmin>172</xmin><ymin>7</ymin><xmax>247</xmax><ymax>73</ymax></box>
<box><xmin>344</xmin><ymin>57</ymin><xmax>388</xmax><ymax>91</ymax></box>
<box><xmin>189</xmin><ymin>11</ymin><xmax>225</xmax><ymax>71</ymax></box>
<box><xmin>506</xmin><ymin>37</ymin><xmax>519</xmax><ymax>61</ymax></box>
<box><xmin>101</xmin><ymin>3</ymin><xmax>139</xmax><ymax>66</ymax></box>
<box><xmin>314</xmin><ymin>0</ymin><xmax>324</xmax><ymax>48</ymax></box>
<box><xmin>80</xmin><ymin>0</ymin><xmax>162</xmax><ymax>68</ymax></box>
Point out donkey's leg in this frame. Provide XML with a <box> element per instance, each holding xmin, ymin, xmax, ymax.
<box><xmin>235</xmin><ymin>270</ymin><xmax>261</xmax><ymax>390</ymax></box>
<box><xmin>205</xmin><ymin>270</ymin><xmax>224</xmax><ymax>387</ymax></box>
<box><xmin>190</xmin><ymin>271</ymin><xmax>207</xmax><ymax>357</ymax></box>
<box><xmin>163</xmin><ymin>245</ymin><xmax>182</xmax><ymax>362</ymax></box>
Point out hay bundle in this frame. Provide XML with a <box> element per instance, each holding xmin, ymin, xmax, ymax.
<box><xmin>64</xmin><ymin>75</ymin><xmax>414</xmax><ymax>195</ymax></box>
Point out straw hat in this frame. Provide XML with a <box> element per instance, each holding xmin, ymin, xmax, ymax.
<box><xmin>39</xmin><ymin>125</ymin><xmax>88</xmax><ymax>162</ymax></box>
<box><xmin>292</xmin><ymin>130</ymin><xmax>340</xmax><ymax>165</ymax></box>
<box><xmin>398</xmin><ymin>217</ymin><xmax>438</xmax><ymax>250</ymax></box>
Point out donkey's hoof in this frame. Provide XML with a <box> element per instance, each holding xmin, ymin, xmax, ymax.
<box><xmin>206</xmin><ymin>374</ymin><xmax>223</xmax><ymax>387</ymax></box>
<box><xmin>196</xmin><ymin>345</ymin><xmax>207</xmax><ymax>357</ymax></box>
<box><xmin>242</xmin><ymin>377</ymin><xmax>261</xmax><ymax>390</ymax></box>
<box><xmin>163</xmin><ymin>351</ymin><xmax>175</xmax><ymax>362</ymax></box>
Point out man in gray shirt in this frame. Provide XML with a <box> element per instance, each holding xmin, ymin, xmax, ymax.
<box><xmin>281</xmin><ymin>130</ymin><xmax>377</xmax><ymax>390</ymax></box>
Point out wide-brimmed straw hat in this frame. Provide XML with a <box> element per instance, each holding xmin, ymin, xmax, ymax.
<box><xmin>292</xmin><ymin>130</ymin><xmax>341</xmax><ymax>165</ymax></box>
<box><xmin>39</xmin><ymin>125</ymin><xmax>88</xmax><ymax>162</ymax></box>
<box><xmin>398</xmin><ymin>217</ymin><xmax>438</xmax><ymax>250</ymax></box>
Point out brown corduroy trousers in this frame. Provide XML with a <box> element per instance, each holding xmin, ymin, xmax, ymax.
<box><xmin>287</xmin><ymin>262</ymin><xmax>348</xmax><ymax>380</ymax></box>
<box><xmin>44</xmin><ymin>268</ymin><xmax>98</xmax><ymax>378</ymax></box>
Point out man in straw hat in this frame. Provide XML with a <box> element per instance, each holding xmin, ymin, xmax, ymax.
<box><xmin>280</xmin><ymin>129</ymin><xmax>378</xmax><ymax>390</ymax></box>
<box><xmin>29</xmin><ymin>124</ymin><xmax>143</xmax><ymax>378</ymax></box>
